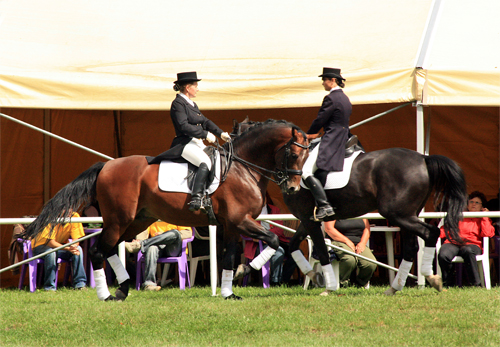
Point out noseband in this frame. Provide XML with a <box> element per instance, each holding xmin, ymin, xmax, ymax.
<box><xmin>232</xmin><ymin>134</ymin><xmax>309</xmax><ymax>186</ymax></box>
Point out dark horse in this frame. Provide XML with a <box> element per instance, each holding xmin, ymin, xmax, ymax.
<box><xmin>23</xmin><ymin>119</ymin><xmax>309</xmax><ymax>301</ymax></box>
<box><xmin>234</xmin><ymin>119</ymin><xmax>467</xmax><ymax>295</ymax></box>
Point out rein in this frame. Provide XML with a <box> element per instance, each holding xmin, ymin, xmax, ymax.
<box><xmin>230</xmin><ymin>135</ymin><xmax>309</xmax><ymax>186</ymax></box>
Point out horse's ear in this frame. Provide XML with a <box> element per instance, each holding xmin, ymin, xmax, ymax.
<box><xmin>232</xmin><ymin>119</ymin><xmax>239</xmax><ymax>135</ymax></box>
<box><xmin>243</xmin><ymin>116</ymin><xmax>250</xmax><ymax>123</ymax></box>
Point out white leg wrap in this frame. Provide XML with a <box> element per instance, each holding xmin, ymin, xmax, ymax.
<box><xmin>221</xmin><ymin>269</ymin><xmax>234</xmax><ymax>298</ymax></box>
<box><xmin>107</xmin><ymin>254</ymin><xmax>130</xmax><ymax>284</ymax></box>
<box><xmin>292</xmin><ymin>250</ymin><xmax>313</xmax><ymax>275</ymax></box>
<box><xmin>94</xmin><ymin>269</ymin><xmax>111</xmax><ymax>301</ymax></box>
<box><xmin>322</xmin><ymin>264</ymin><xmax>338</xmax><ymax>291</ymax></box>
<box><xmin>391</xmin><ymin>260</ymin><xmax>413</xmax><ymax>291</ymax></box>
<box><xmin>420</xmin><ymin>247</ymin><xmax>436</xmax><ymax>277</ymax></box>
<box><xmin>249</xmin><ymin>246</ymin><xmax>276</xmax><ymax>270</ymax></box>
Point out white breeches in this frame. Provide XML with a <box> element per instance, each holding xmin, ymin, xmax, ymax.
<box><xmin>301</xmin><ymin>143</ymin><xmax>319</xmax><ymax>179</ymax></box>
<box><xmin>181</xmin><ymin>139</ymin><xmax>212</xmax><ymax>170</ymax></box>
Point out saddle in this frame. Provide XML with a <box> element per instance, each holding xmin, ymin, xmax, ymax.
<box><xmin>345</xmin><ymin>135</ymin><xmax>365</xmax><ymax>158</ymax></box>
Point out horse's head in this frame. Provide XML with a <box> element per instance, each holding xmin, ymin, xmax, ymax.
<box><xmin>231</xmin><ymin>119</ymin><xmax>309</xmax><ymax>195</ymax></box>
<box><xmin>273</xmin><ymin>125</ymin><xmax>309</xmax><ymax>195</ymax></box>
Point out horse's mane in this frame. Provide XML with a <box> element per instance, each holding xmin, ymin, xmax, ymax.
<box><xmin>230</xmin><ymin>119</ymin><xmax>306</xmax><ymax>147</ymax></box>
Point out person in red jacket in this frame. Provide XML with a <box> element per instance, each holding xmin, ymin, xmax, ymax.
<box><xmin>438</xmin><ymin>191</ymin><xmax>495</xmax><ymax>287</ymax></box>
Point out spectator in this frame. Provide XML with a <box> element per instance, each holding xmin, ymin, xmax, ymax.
<box><xmin>129</xmin><ymin>221</ymin><xmax>192</xmax><ymax>291</ymax></box>
<box><xmin>323</xmin><ymin>219</ymin><xmax>377</xmax><ymax>288</ymax></box>
<box><xmin>32</xmin><ymin>211</ymin><xmax>87</xmax><ymax>291</ymax></box>
<box><xmin>438</xmin><ymin>191</ymin><xmax>495</xmax><ymax>287</ymax></box>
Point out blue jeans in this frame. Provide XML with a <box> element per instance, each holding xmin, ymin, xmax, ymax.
<box><xmin>142</xmin><ymin>230</ymin><xmax>182</xmax><ymax>287</ymax></box>
<box><xmin>33</xmin><ymin>245</ymin><xmax>87</xmax><ymax>290</ymax></box>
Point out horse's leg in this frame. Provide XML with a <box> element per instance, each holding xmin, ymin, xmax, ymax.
<box><xmin>385</xmin><ymin>213</ymin><xmax>443</xmax><ymax>292</ymax></box>
<box><xmin>220</xmin><ymin>233</ymin><xmax>242</xmax><ymax>300</ymax></box>
<box><xmin>420</xmin><ymin>222</ymin><xmax>443</xmax><ymax>291</ymax></box>
<box><xmin>289</xmin><ymin>220</ymin><xmax>337</xmax><ymax>295</ymax></box>
<box><xmin>89</xmin><ymin>227</ymin><xmax>121</xmax><ymax>301</ymax></box>
<box><xmin>108</xmin><ymin>218</ymin><xmax>157</xmax><ymax>300</ymax></box>
<box><xmin>385</xmin><ymin>231</ymin><xmax>418</xmax><ymax>296</ymax></box>
<box><xmin>232</xmin><ymin>216</ymin><xmax>281</xmax><ymax>283</ymax></box>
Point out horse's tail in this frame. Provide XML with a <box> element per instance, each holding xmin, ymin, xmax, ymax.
<box><xmin>23</xmin><ymin>162</ymin><xmax>106</xmax><ymax>240</ymax></box>
<box><xmin>425</xmin><ymin>155</ymin><xmax>467</xmax><ymax>243</ymax></box>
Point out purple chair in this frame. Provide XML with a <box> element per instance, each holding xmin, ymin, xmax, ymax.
<box><xmin>17</xmin><ymin>239</ymin><xmax>71</xmax><ymax>292</ymax></box>
<box><xmin>135</xmin><ymin>229</ymin><xmax>194</xmax><ymax>290</ymax></box>
<box><xmin>241</xmin><ymin>236</ymin><xmax>271</xmax><ymax>288</ymax></box>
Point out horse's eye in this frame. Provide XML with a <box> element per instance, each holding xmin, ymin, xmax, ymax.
<box><xmin>291</xmin><ymin>153</ymin><xmax>298</xmax><ymax>160</ymax></box>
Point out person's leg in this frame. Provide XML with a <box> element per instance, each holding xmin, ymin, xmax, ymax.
<box><xmin>458</xmin><ymin>244</ymin><xmax>482</xmax><ymax>286</ymax></box>
<box><xmin>181</xmin><ymin>141</ymin><xmax>212</xmax><ymax>212</ymax></box>
<box><xmin>301</xmin><ymin>145</ymin><xmax>334</xmax><ymax>221</ymax></box>
<box><xmin>270</xmin><ymin>246</ymin><xmax>284</xmax><ymax>284</ymax></box>
<box><xmin>438</xmin><ymin>243</ymin><xmax>460</xmax><ymax>287</ymax></box>
<box><xmin>355</xmin><ymin>247</ymin><xmax>377</xmax><ymax>287</ymax></box>
<box><xmin>332</xmin><ymin>241</ymin><xmax>356</xmax><ymax>284</ymax></box>
<box><xmin>142</xmin><ymin>245</ymin><xmax>160</xmax><ymax>287</ymax></box>
<box><xmin>33</xmin><ymin>245</ymin><xmax>58</xmax><ymax>291</ymax></box>
<box><xmin>160</xmin><ymin>230</ymin><xmax>182</xmax><ymax>257</ymax></box>
<box><xmin>71</xmin><ymin>246</ymin><xmax>87</xmax><ymax>288</ymax></box>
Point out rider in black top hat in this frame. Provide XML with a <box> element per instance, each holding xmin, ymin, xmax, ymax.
<box><xmin>170</xmin><ymin>71</ymin><xmax>231</xmax><ymax>212</ymax></box>
<box><xmin>302</xmin><ymin>67</ymin><xmax>352</xmax><ymax>221</ymax></box>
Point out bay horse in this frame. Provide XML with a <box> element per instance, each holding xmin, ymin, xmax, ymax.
<box><xmin>233</xmin><ymin>119</ymin><xmax>467</xmax><ymax>295</ymax></box>
<box><xmin>23</xmin><ymin>119</ymin><xmax>309</xmax><ymax>301</ymax></box>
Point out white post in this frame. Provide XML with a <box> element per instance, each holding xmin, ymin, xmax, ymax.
<box><xmin>416</xmin><ymin>103</ymin><xmax>426</xmax><ymax>288</ymax></box>
<box><xmin>209</xmin><ymin>225</ymin><xmax>218</xmax><ymax>296</ymax></box>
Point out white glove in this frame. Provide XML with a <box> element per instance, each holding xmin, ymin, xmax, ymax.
<box><xmin>206</xmin><ymin>132</ymin><xmax>216</xmax><ymax>143</ymax></box>
<box><xmin>221</xmin><ymin>132</ymin><xmax>231</xmax><ymax>142</ymax></box>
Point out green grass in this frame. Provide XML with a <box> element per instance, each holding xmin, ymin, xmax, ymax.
<box><xmin>1</xmin><ymin>285</ymin><xmax>499</xmax><ymax>347</ymax></box>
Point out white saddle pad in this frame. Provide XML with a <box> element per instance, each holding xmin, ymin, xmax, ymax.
<box><xmin>300</xmin><ymin>150</ymin><xmax>362</xmax><ymax>190</ymax></box>
<box><xmin>158</xmin><ymin>153</ymin><xmax>221</xmax><ymax>194</ymax></box>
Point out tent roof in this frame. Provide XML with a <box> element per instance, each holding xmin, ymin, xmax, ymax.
<box><xmin>0</xmin><ymin>0</ymin><xmax>498</xmax><ymax>110</ymax></box>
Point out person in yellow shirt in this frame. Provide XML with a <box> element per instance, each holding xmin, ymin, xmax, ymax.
<box><xmin>32</xmin><ymin>211</ymin><xmax>87</xmax><ymax>291</ymax></box>
<box><xmin>130</xmin><ymin>221</ymin><xmax>192</xmax><ymax>291</ymax></box>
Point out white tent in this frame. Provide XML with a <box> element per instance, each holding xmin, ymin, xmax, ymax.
<box><xmin>2</xmin><ymin>0</ymin><xmax>498</xmax><ymax>110</ymax></box>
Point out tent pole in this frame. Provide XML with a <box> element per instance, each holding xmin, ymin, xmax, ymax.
<box><xmin>416</xmin><ymin>103</ymin><xmax>426</xmax><ymax>288</ymax></box>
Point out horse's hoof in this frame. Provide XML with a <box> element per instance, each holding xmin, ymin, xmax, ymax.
<box><xmin>224</xmin><ymin>293</ymin><xmax>243</xmax><ymax>301</ymax></box>
<box><xmin>233</xmin><ymin>264</ymin><xmax>251</xmax><ymax>281</ymax></box>
<box><xmin>115</xmin><ymin>288</ymin><xmax>128</xmax><ymax>301</ymax></box>
<box><xmin>425</xmin><ymin>274</ymin><xmax>443</xmax><ymax>292</ymax></box>
<box><xmin>306</xmin><ymin>271</ymin><xmax>319</xmax><ymax>287</ymax></box>
<box><xmin>384</xmin><ymin>287</ymin><xmax>398</xmax><ymax>296</ymax></box>
<box><xmin>104</xmin><ymin>295</ymin><xmax>122</xmax><ymax>302</ymax></box>
<box><xmin>319</xmin><ymin>290</ymin><xmax>332</xmax><ymax>296</ymax></box>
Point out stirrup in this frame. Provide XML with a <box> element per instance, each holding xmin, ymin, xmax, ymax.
<box><xmin>310</xmin><ymin>205</ymin><xmax>335</xmax><ymax>221</ymax></box>
<box><xmin>188</xmin><ymin>198</ymin><xmax>203</xmax><ymax>212</ymax></box>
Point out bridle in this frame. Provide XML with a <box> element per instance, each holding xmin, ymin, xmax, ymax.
<box><xmin>230</xmin><ymin>133</ymin><xmax>309</xmax><ymax>186</ymax></box>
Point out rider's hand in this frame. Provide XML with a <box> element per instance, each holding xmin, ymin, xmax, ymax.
<box><xmin>221</xmin><ymin>132</ymin><xmax>231</xmax><ymax>142</ymax></box>
<box><xmin>307</xmin><ymin>133</ymin><xmax>321</xmax><ymax>140</ymax></box>
<box><xmin>206</xmin><ymin>132</ymin><xmax>216</xmax><ymax>143</ymax></box>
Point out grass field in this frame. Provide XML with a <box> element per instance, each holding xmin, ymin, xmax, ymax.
<box><xmin>1</xmin><ymin>285</ymin><xmax>499</xmax><ymax>347</ymax></box>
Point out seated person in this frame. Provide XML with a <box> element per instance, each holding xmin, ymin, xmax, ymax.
<box><xmin>32</xmin><ymin>211</ymin><xmax>87</xmax><ymax>291</ymax></box>
<box><xmin>243</xmin><ymin>196</ymin><xmax>293</xmax><ymax>286</ymax></box>
<box><xmin>438</xmin><ymin>191</ymin><xmax>495</xmax><ymax>287</ymax></box>
<box><xmin>128</xmin><ymin>221</ymin><xmax>192</xmax><ymax>291</ymax></box>
<box><xmin>323</xmin><ymin>218</ymin><xmax>376</xmax><ymax>288</ymax></box>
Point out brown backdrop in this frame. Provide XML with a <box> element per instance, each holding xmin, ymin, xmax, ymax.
<box><xmin>1</xmin><ymin>104</ymin><xmax>498</xmax><ymax>287</ymax></box>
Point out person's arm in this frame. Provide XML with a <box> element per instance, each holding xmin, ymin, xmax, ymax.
<box><xmin>480</xmin><ymin>207</ymin><xmax>495</xmax><ymax>237</ymax></box>
<box><xmin>355</xmin><ymin>219</ymin><xmax>371</xmax><ymax>254</ymax></box>
<box><xmin>46</xmin><ymin>239</ymin><xmax>80</xmax><ymax>255</ymax></box>
<box><xmin>323</xmin><ymin>221</ymin><xmax>355</xmax><ymax>252</ymax></box>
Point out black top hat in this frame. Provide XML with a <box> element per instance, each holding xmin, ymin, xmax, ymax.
<box><xmin>174</xmin><ymin>71</ymin><xmax>201</xmax><ymax>85</ymax></box>
<box><xmin>318</xmin><ymin>67</ymin><xmax>345</xmax><ymax>80</ymax></box>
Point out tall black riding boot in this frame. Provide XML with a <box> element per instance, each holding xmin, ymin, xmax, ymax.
<box><xmin>304</xmin><ymin>176</ymin><xmax>335</xmax><ymax>221</ymax></box>
<box><xmin>188</xmin><ymin>163</ymin><xmax>210</xmax><ymax>212</ymax></box>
